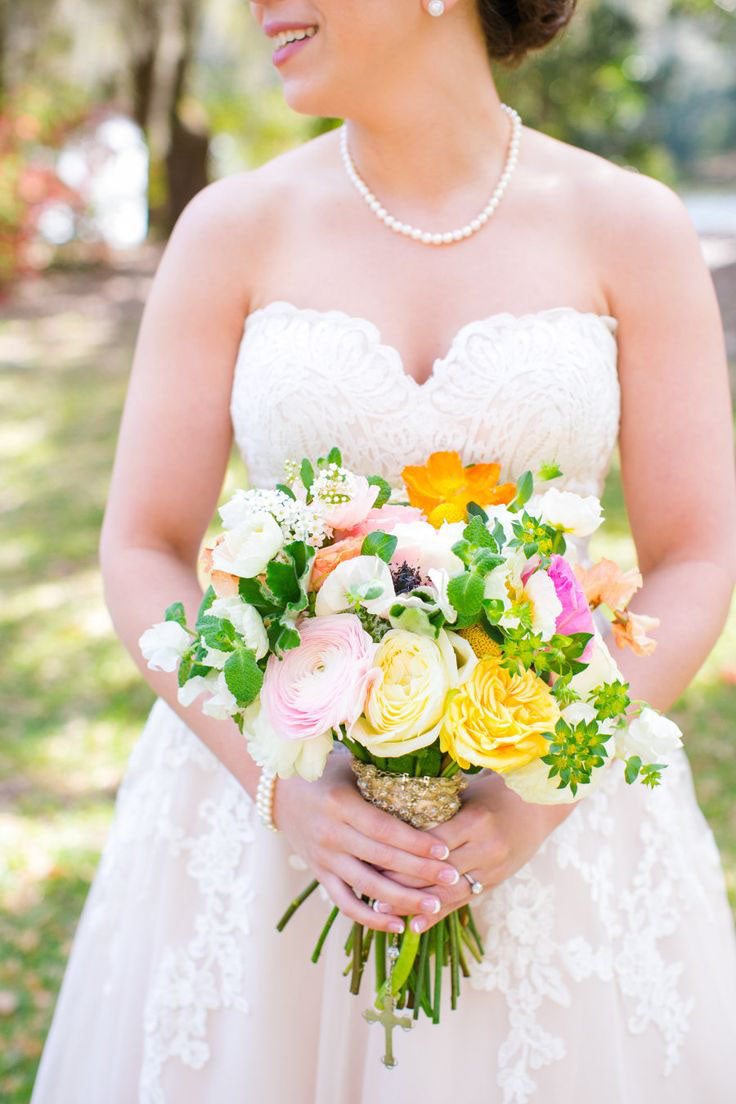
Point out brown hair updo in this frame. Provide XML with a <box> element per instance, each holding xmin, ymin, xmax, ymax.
<box><xmin>477</xmin><ymin>0</ymin><xmax>577</xmax><ymax>63</ymax></box>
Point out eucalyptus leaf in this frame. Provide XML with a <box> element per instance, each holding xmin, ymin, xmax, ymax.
<box><xmin>361</xmin><ymin>530</ymin><xmax>398</xmax><ymax>563</ymax></box>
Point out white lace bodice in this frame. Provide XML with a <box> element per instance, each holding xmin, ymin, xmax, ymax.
<box><xmin>230</xmin><ymin>301</ymin><xmax>620</xmax><ymax>495</ymax></box>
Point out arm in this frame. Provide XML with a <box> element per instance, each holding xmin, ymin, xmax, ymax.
<box><xmin>393</xmin><ymin>175</ymin><xmax>736</xmax><ymax>932</ymax></box>
<box><xmin>99</xmin><ymin>175</ymin><xmax>459</xmax><ymax>932</ymax></box>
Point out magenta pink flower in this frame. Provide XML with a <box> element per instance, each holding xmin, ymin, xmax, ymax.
<box><xmin>548</xmin><ymin>555</ymin><xmax>595</xmax><ymax>657</ymax></box>
<box><xmin>260</xmin><ymin>614</ymin><xmax>378</xmax><ymax>740</ymax></box>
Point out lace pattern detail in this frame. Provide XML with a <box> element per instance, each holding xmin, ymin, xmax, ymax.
<box><xmin>469</xmin><ymin>749</ymin><xmax>724</xmax><ymax>1102</ymax></box>
<box><xmin>231</xmin><ymin>302</ymin><xmax>621</xmax><ymax>496</ymax></box>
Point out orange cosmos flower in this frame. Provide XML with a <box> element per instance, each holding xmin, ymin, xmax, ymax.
<box><xmin>611</xmin><ymin>610</ymin><xmax>659</xmax><ymax>656</ymax></box>
<box><xmin>574</xmin><ymin>558</ymin><xmax>642</xmax><ymax>612</ymax></box>
<box><xmin>402</xmin><ymin>451</ymin><xmax>516</xmax><ymax>528</ymax></box>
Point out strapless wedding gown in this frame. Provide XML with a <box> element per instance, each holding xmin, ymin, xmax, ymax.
<box><xmin>32</xmin><ymin>302</ymin><xmax>736</xmax><ymax>1103</ymax></box>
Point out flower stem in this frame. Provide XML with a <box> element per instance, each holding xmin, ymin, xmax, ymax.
<box><xmin>276</xmin><ymin>879</ymin><xmax>319</xmax><ymax>932</ymax></box>
<box><xmin>448</xmin><ymin>912</ymin><xmax>460</xmax><ymax>1010</ymax></box>
<box><xmin>311</xmin><ymin>906</ymin><xmax>339</xmax><ymax>963</ymax></box>
<box><xmin>432</xmin><ymin>921</ymin><xmax>444</xmax><ymax>1025</ymax></box>
<box><xmin>412</xmin><ymin>931</ymin><xmax>431</xmax><ymax>1021</ymax></box>
<box><xmin>350</xmin><ymin>923</ymin><xmax>364</xmax><ymax>995</ymax></box>
<box><xmin>374</xmin><ymin>930</ymin><xmax>386</xmax><ymax>991</ymax></box>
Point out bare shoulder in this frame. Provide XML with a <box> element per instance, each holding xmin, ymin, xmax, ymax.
<box><xmin>523</xmin><ymin>127</ymin><xmax>704</xmax><ymax>309</ymax></box>
<box><xmin>161</xmin><ymin>130</ymin><xmax>337</xmax><ymax>309</ymax></box>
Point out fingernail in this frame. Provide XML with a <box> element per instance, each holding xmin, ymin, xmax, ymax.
<box><xmin>376</xmin><ymin>902</ymin><xmax>393</xmax><ymax>914</ymax></box>
<box><xmin>389</xmin><ymin>920</ymin><xmax>405</xmax><ymax>934</ymax></box>
<box><xmin>430</xmin><ymin>844</ymin><xmax>449</xmax><ymax>860</ymax></box>
<box><xmin>438</xmin><ymin>867</ymin><xmax>460</xmax><ymax>886</ymax></box>
<box><xmin>421</xmin><ymin>896</ymin><xmax>441</xmax><ymax>915</ymax></box>
<box><xmin>411</xmin><ymin>917</ymin><xmax>427</xmax><ymax>934</ymax></box>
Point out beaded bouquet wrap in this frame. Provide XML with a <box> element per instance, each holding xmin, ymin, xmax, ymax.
<box><xmin>140</xmin><ymin>446</ymin><xmax>683</xmax><ymax>1066</ymax></box>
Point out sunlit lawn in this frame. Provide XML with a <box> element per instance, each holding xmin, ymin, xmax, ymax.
<box><xmin>1</xmin><ymin>259</ymin><xmax>735</xmax><ymax>1102</ymax></box>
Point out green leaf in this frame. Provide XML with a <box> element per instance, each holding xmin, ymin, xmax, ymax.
<box><xmin>195</xmin><ymin>585</ymin><xmax>216</xmax><ymax>630</ymax></box>
<box><xmin>284</xmin><ymin>539</ymin><xmax>315</xmax><ymax>582</ymax></box>
<box><xmin>223</xmin><ymin>647</ymin><xmax>264</xmax><ymax>707</ymax></box>
<box><xmin>198</xmin><ymin>615</ymin><xmax>236</xmax><ymax>652</ymax></box>
<box><xmin>463</xmin><ymin>515</ymin><xmax>494</xmax><ymax>548</ymax></box>
<box><xmin>238</xmin><ymin>577</ymin><xmax>282</xmax><ymax>615</ymax></box>
<box><xmin>388</xmin><ymin>606</ymin><xmax>439</xmax><ymax>638</ymax></box>
<box><xmin>367</xmin><ymin>475</ymin><xmax>392</xmax><ymax>508</ymax></box>
<box><xmin>275</xmin><ymin>482</ymin><xmax>296</xmax><ymax>500</ymax></box>
<box><xmin>491</xmin><ymin>519</ymin><xmax>507</xmax><ymax>549</ymax></box>
<box><xmin>165</xmin><ymin>601</ymin><xmax>188</xmax><ymax>628</ymax></box>
<box><xmin>327</xmin><ymin>446</ymin><xmax>343</xmax><ymax>466</ymax></box>
<box><xmin>537</xmin><ymin>461</ymin><xmax>563</xmax><ymax>482</ymax></box>
<box><xmin>266</xmin><ymin>560</ymin><xmax>301</xmax><ymax>604</ymax></box>
<box><xmin>269</xmin><ymin>618</ymin><xmax>302</xmax><ymax>657</ymax></box>
<box><xmin>471</xmin><ymin>548</ymin><xmax>504</xmax><ymax>574</ymax></box>
<box><xmin>511</xmin><ymin>470</ymin><xmax>534</xmax><ymax>511</ymax></box>
<box><xmin>450</xmin><ymin>538</ymin><xmax>473</xmax><ymax>566</ymax></box>
<box><xmin>466</xmin><ymin>501</ymin><xmax>489</xmax><ymax>523</ymax></box>
<box><xmin>447</xmin><ymin>570</ymin><xmax>484</xmax><ymax>618</ymax></box>
<box><xmin>300</xmin><ymin>457</ymin><xmax>314</xmax><ymax>492</ymax></box>
<box><xmin>624</xmin><ymin>755</ymin><xmax>642</xmax><ymax>784</ymax></box>
<box><xmin>361</xmin><ymin>530</ymin><xmax>398</xmax><ymax>563</ymax></box>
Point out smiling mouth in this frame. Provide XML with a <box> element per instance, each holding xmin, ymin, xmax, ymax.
<box><xmin>271</xmin><ymin>26</ymin><xmax>318</xmax><ymax>52</ymax></box>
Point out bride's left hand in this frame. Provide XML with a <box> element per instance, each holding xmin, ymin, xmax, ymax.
<box><xmin>375</xmin><ymin>771</ymin><xmax>577</xmax><ymax>934</ymax></box>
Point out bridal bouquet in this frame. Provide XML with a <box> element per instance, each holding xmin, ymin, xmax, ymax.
<box><xmin>140</xmin><ymin>447</ymin><xmax>682</xmax><ymax>1064</ymax></box>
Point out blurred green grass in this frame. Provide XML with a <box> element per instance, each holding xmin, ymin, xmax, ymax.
<box><xmin>1</xmin><ymin>259</ymin><xmax>735</xmax><ymax>1101</ymax></box>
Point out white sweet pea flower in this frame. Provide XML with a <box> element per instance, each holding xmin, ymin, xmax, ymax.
<box><xmin>529</xmin><ymin>488</ymin><xmax>603</xmax><ymax>538</ymax></box>
<box><xmin>210</xmin><ymin>596</ymin><xmax>269</xmax><ymax>659</ymax></box>
<box><xmin>524</xmin><ymin>570</ymin><xmax>563</xmax><ymax>641</ymax></box>
<box><xmin>427</xmin><ymin>567</ymin><xmax>457</xmax><ymax>624</ymax></box>
<box><xmin>569</xmin><ymin>633</ymin><xmax>623</xmax><ymax>701</ymax></box>
<box><xmin>211</xmin><ymin>512</ymin><xmax>284</xmax><ymax>579</ymax></box>
<box><xmin>616</xmin><ymin>707</ymin><xmax>683</xmax><ymax>763</ymax></box>
<box><xmin>315</xmin><ymin>555</ymin><xmax>396</xmax><ymax>617</ymax></box>
<box><xmin>244</xmin><ymin>701</ymin><xmax>333</xmax><ymax>781</ymax></box>
<box><xmin>202</xmin><ymin>671</ymin><xmax>239</xmax><ymax>719</ymax></box>
<box><xmin>483</xmin><ymin>504</ymin><xmax>517</xmax><ymax>543</ymax></box>
<box><xmin>139</xmin><ymin>620</ymin><xmax>191</xmax><ymax>672</ymax></box>
<box><xmin>177</xmin><ymin>672</ymin><xmax>218</xmax><ymax>707</ymax></box>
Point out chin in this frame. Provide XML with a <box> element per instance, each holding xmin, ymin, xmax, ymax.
<box><xmin>280</xmin><ymin>76</ymin><xmax>345</xmax><ymax>119</ymax></box>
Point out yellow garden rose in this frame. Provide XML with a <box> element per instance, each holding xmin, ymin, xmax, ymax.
<box><xmin>439</xmin><ymin>656</ymin><xmax>560</xmax><ymax>772</ymax></box>
<box><xmin>352</xmin><ymin>629</ymin><xmax>476</xmax><ymax>757</ymax></box>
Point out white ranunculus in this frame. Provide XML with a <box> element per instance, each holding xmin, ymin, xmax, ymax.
<box><xmin>139</xmin><ymin>620</ymin><xmax>191</xmax><ymax>672</ymax></box>
<box><xmin>392</xmin><ymin>520</ymin><xmax>465</xmax><ymax>578</ymax></box>
<box><xmin>245</xmin><ymin>701</ymin><xmax>333</xmax><ymax>781</ymax></box>
<box><xmin>569</xmin><ymin>632</ymin><xmax>623</xmax><ymax>701</ymax></box>
<box><xmin>315</xmin><ymin>555</ymin><xmax>396</xmax><ymax>617</ymax></box>
<box><xmin>524</xmin><ymin>570</ymin><xmax>563</xmax><ymax>641</ymax></box>
<box><xmin>211</xmin><ymin>512</ymin><xmax>284</xmax><ymax>579</ymax></box>
<box><xmin>218</xmin><ymin>489</ymin><xmax>253</xmax><ymax>530</ymax></box>
<box><xmin>202</xmin><ymin>671</ymin><xmax>239</xmax><ymax>719</ymax></box>
<box><xmin>529</xmin><ymin>488</ymin><xmax>603</xmax><ymax>538</ymax></box>
<box><xmin>616</xmin><ymin>707</ymin><xmax>683</xmax><ymax>763</ymax></box>
<box><xmin>209</xmin><ymin>596</ymin><xmax>269</xmax><ymax>659</ymax></box>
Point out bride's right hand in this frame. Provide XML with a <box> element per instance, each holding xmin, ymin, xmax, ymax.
<box><xmin>272</xmin><ymin>753</ymin><xmax>461</xmax><ymax>934</ymax></box>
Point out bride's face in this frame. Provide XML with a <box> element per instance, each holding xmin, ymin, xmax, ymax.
<box><xmin>249</xmin><ymin>2</ymin><xmax>434</xmax><ymax>117</ymax></box>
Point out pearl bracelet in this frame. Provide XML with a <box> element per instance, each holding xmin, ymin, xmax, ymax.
<box><xmin>255</xmin><ymin>766</ymin><xmax>279</xmax><ymax>832</ymax></box>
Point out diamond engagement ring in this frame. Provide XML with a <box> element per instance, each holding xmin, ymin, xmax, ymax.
<box><xmin>463</xmin><ymin>872</ymin><xmax>484</xmax><ymax>896</ymax></box>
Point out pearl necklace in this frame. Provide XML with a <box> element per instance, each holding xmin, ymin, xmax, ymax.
<box><xmin>339</xmin><ymin>103</ymin><xmax>522</xmax><ymax>246</ymax></box>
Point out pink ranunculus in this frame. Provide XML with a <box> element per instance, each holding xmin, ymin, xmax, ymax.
<box><xmin>260</xmin><ymin>614</ymin><xmax>378</xmax><ymax>741</ymax></box>
<box><xmin>321</xmin><ymin>477</ymin><xmax>380</xmax><ymax>531</ymax></box>
<box><xmin>548</xmin><ymin>554</ymin><xmax>596</xmax><ymax>658</ymax></box>
<box><xmin>339</xmin><ymin>504</ymin><xmax>423</xmax><ymax>540</ymax></box>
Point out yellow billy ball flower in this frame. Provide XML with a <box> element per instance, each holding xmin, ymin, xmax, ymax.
<box><xmin>456</xmin><ymin>624</ymin><xmax>502</xmax><ymax>660</ymax></box>
<box><xmin>439</xmin><ymin>656</ymin><xmax>560</xmax><ymax>772</ymax></box>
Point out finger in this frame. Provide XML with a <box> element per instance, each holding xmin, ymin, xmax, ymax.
<box><xmin>321</xmin><ymin>874</ymin><xmax>405</xmax><ymax>935</ymax></box>
<box><xmin>341</xmin><ymin>824</ymin><xmax>460</xmax><ymax>888</ymax></box>
<box><xmin>341</xmin><ymin>792</ymin><xmax>451</xmax><ymax>860</ymax></box>
<box><xmin>334</xmin><ymin>855</ymin><xmax>444</xmax><ymax>919</ymax></box>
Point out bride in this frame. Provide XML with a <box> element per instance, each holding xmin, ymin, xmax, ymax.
<box><xmin>32</xmin><ymin>1</ymin><xmax>736</xmax><ymax>1101</ymax></box>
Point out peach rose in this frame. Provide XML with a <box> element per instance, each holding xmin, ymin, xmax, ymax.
<box><xmin>309</xmin><ymin>535</ymin><xmax>365</xmax><ymax>591</ymax></box>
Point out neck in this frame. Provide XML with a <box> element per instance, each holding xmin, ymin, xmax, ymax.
<box><xmin>341</xmin><ymin>24</ymin><xmax>511</xmax><ymax>214</ymax></box>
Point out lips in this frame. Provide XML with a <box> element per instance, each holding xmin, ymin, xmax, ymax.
<box><xmin>268</xmin><ymin>25</ymin><xmax>318</xmax><ymax>66</ymax></box>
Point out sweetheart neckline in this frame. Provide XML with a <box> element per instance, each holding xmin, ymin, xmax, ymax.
<box><xmin>241</xmin><ymin>299</ymin><xmax>619</xmax><ymax>390</ymax></box>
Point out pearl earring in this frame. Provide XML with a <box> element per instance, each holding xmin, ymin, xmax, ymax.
<box><xmin>428</xmin><ymin>0</ymin><xmax>445</xmax><ymax>15</ymax></box>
